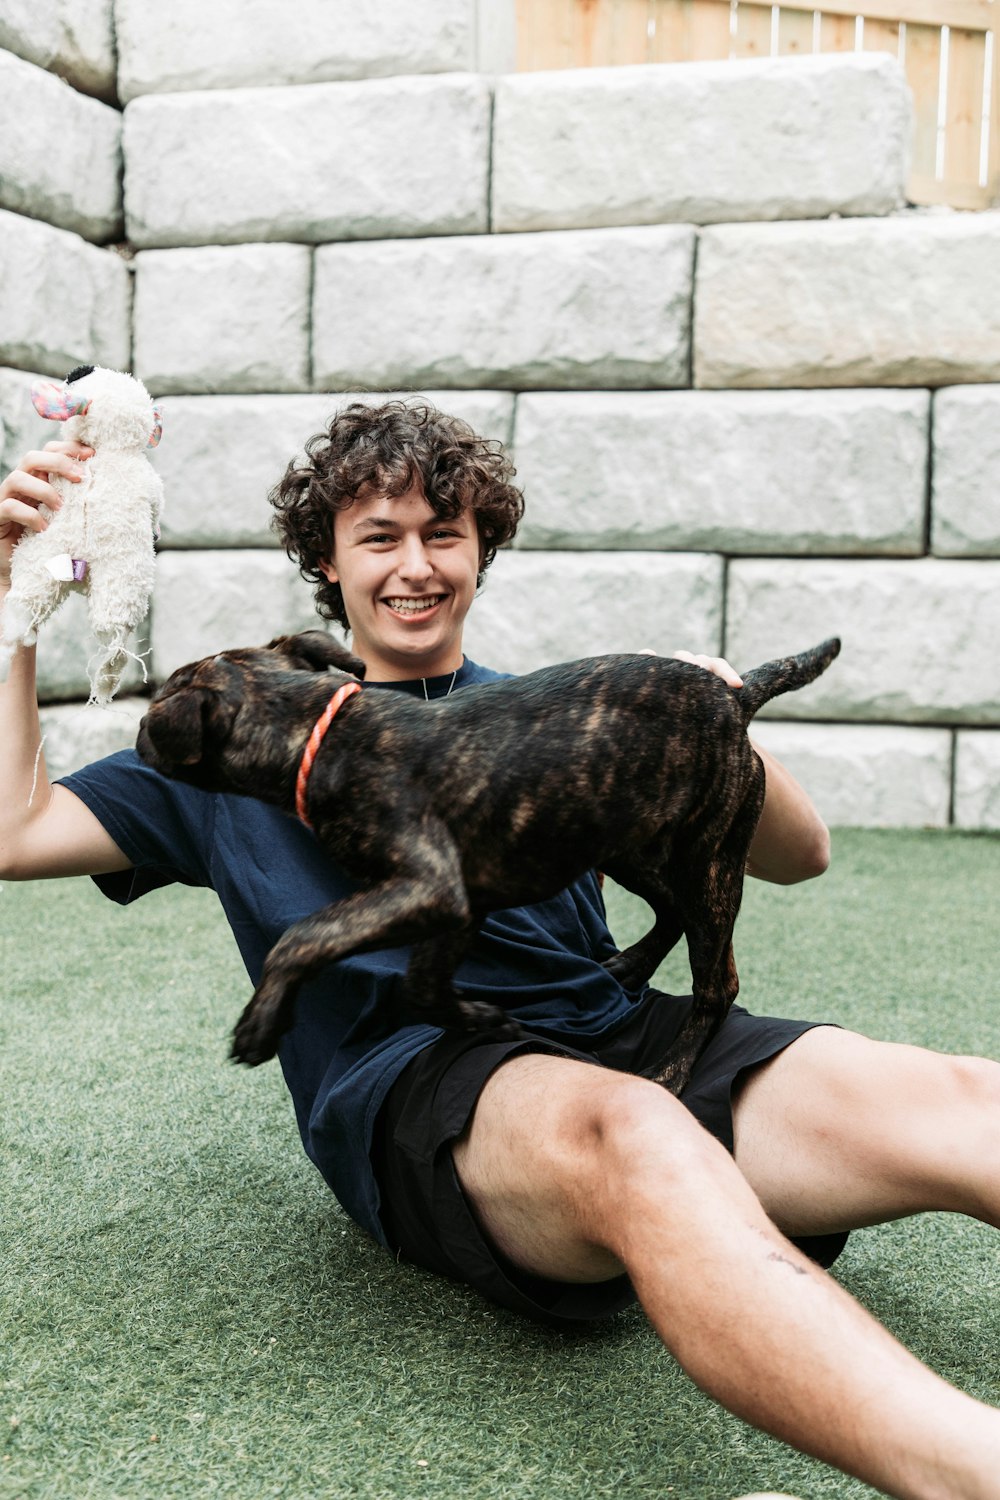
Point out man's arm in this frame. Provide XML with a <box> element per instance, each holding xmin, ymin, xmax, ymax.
<box><xmin>0</xmin><ymin>444</ymin><xmax>132</xmax><ymax>881</ymax></box>
<box><xmin>670</xmin><ymin>649</ymin><xmax>829</xmax><ymax>887</ymax></box>
<box><xmin>744</xmin><ymin>739</ymin><xmax>830</xmax><ymax>885</ymax></box>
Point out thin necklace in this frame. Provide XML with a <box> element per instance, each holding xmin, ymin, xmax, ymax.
<box><xmin>422</xmin><ymin>669</ymin><xmax>458</xmax><ymax>701</ymax></box>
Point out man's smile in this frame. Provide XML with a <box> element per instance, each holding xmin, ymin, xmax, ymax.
<box><xmin>382</xmin><ymin>594</ymin><xmax>447</xmax><ymax>617</ymax></box>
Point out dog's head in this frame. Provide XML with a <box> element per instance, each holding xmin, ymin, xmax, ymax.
<box><xmin>136</xmin><ymin>631</ymin><xmax>365</xmax><ymax>798</ymax></box>
<box><xmin>31</xmin><ymin>366</ymin><xmax>163</xmax><ymax>453</ymax></box>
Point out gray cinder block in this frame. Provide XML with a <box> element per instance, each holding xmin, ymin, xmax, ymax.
<box><xmin>462</xmin><ymin>550</ymin><xmax>723</xmax><ymax>674</ymax></box>
<box><xmin>494</xmin><ymin>53</ymin><xmax>909</xmax><ymax>233</ymax></box>
<box><xmin>931</xmin><ymin>385</ymin><xmax>1000</xmax><ymax>557</ymax></box>
<box><xmin>150</xmin><ymin>550</ymin><xmax>323</xmax><ymax>679</ymax></box>
<box><xmin>0</xmin><ymin>50</ymin><xmax>122</xmax><ymax>241</ymax></box>
<box><xmin>954</xmin><ymin>731</ymin><xmax>1000</xmax><ymax>829</ymax></box>
<box><xmin>115</xmin><ymin>0</ymin><xmax>500</xmax><ymax>101</ymax></box>
<box><xmin>313</xmin><ymin>226</ymin><xmax>696</xmax><ymax>391</ymax></box>
<box><xmin>512</xmin><ymin>389</ymin><xmax>928</xmax><ymax>554</ymax></box>
<box><xmin>133</xmin><ymin>245</ymin><xmax>312</xmax><ymax>395</ymax></box>
<box><xmin>750</xmin><ymin>720</ymin><xmax>952</xmax><ymax>828</ymax></box>
<box><xmin>0</xmin><ymin>368</ymin><xmax>49</xmax><ymax>477</ymax></box>
<box><xmin>0</xmin><ymin>0</ymin><xmax>115</xmax><ymax>102</ymax></box>
<box><xmin>0</xmin><ymin>209</ymin><xmax>130</xmax><ymax>376</ymax></box>
<box><xmin>727</xmin><ymin>557</ymin><xmax>1000</xmax><ymax>723</ymax></box>
<box><xmin>124</xmin><ymin>75</ymin><xmax>491</xmax><ymax>248</ymax></box>
<box><xmin>41</xmin><ymin>697</ymin><xmax>147</xmax><ymax>778</ymax></box>
<box><xmin>696</xmin><ymin>213</ymin><xmax>1000</xmax><ymax>389</ymax></box>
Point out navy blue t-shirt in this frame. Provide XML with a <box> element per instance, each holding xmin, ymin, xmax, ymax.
<box><xmin>59</xmin><ymin>657</ymin><xmax>641</xmax><ymax>1241</ymax></box>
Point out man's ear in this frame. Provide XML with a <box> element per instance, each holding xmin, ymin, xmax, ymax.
<box><xmin>319</xmin><ymin>557</ymin><xmax>338</xmax><ymax>584</ymax></box>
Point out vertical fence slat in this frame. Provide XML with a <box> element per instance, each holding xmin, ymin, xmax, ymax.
<box><xmin>863</xmin><ymin>18</ymin><xmax>902</xmax><ymax>58</ymax></box>
<box><xmin>778</xmin><ymin>6</ymin><xmax>815</xmax><ymax>54</ymax></box>
<box><xmin>650</xmin><ymin>0</ymin><xmax>731</xmax><ymax>62</ymax></box>
<box><xmin>990</xmin><ymin>27</ymin><xmax>1000</xmax><ymax>204</ymax></box>
<box><xmin>687</xmin><ymin>0</ymin><xmax>733</xmax><ymax>58</ymax></box>
<box><xmin>944</xmin><ymin>27</ymin><xmax>987</xmax><ymax>188</ymax></box>
<box><xmin>613</xmin><ymin>0</ymin><xmax>656</xmax><ymax>63</ymax></box>
<box><xmin>818</xmin><ymin>12</ymin><xmax>856</xmax><ymax>50</ymax></box>
<box><xmin>516</xmin><ymin>0</ymin><xmax>568</xmax><ymax>68</ymax></box>
<box><xmin>904</xmin><ymin>21</ymin><xmax>944</xmax><ymax>187</ymax></box>
<box><xmin>733</xmin><ymin>2</ymin><xmax>774</xmax><ymax>58</ymax></box>
<box><xmin>649</xmin><ymin>0</ymin><xmax>686</xmax><ymax>61</ymax></box>
<box><xmin>570</xmin><ymin>0</ymin><xmax>604</xmax><ymax>67</ymax></box>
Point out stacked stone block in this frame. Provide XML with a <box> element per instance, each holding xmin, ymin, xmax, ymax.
<box><xmin>2</xmin><ymin>14</ymin><xmax>999</xmax><ymax>827</ymax></box>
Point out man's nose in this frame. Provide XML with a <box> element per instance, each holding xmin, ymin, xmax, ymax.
<box><xmin>397</xmin><ymin>536</ymin><xmax>433</xmax><ymax>580</ymax></box>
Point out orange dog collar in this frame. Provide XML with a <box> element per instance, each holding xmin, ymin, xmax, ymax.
<box><xmin>295</xmin><ymin>681</ymin><xmax>362</xmax><ymax>827</ymax></box>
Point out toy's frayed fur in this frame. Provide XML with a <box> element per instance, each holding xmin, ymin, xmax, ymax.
<box><xmin>0</xmin><ymin>366</ymin><xmax>164</xmax><ymax>705</ymax></box>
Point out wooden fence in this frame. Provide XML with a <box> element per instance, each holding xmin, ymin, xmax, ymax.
<box><xmin>515</xmin><ymin>0</ymin><xmax>1000</xmax><ymax>210</ymax></box>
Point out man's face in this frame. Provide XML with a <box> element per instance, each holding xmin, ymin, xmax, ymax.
<box><xmin>319</xmin><ymin>481</ymin><xmax>482</xmax><ymax>681</ymax></box>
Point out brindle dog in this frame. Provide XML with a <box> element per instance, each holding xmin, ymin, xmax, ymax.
<box><xmin>136</xmin><ymin>631</ymin><xmax>840</xmax><ymax>1091</ymax></box>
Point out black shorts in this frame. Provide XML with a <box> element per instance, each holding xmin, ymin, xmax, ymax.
<box><xmin>372</xmin><ymin>991</ymin><xmax>847</xmax><ymax>1326</ymax></box>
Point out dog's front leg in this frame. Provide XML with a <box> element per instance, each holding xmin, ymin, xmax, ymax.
<box><xmin>233</xmin><ymin>870</ymin><xmax>470</xmax><ymax>1066</ymax></box>
<box><xmin>402</xmin><ymin>929</ymin><xmax>523</xmax><ymax>1038</ymax></box>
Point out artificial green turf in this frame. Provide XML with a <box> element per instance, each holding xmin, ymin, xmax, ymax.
<box><xmin>1</xmin><ymin>830</ymin><xmax>998</xmax><ymax>1499</ymax></box>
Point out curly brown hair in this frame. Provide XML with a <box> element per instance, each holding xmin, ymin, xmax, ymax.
<box><xmin>270</xmin><ymin>400</ymin><xmax>524</xmax><ymax>630</ymax></box>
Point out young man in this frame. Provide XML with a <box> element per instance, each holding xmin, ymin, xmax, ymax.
<box><xmin>2</xmin><ymin>401</ymin><xmax>999</xmax><ymax>1500</ymax></box>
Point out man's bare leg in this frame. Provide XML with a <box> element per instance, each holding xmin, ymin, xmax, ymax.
<box><xmin>732</xmin><ymin>1026</ymin><xmax>1000</xmax><ymax>1232</ymax></box>
<box><xmin>453</xmin><ymin>1051</ymin><xmax>1000</xmax><ymax>1500</ymax></box>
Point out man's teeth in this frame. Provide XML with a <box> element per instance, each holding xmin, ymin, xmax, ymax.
<box><xmin>385</xmin><ymin>596</ymin><xmax>442</xmax><ymax>613</ymax></box>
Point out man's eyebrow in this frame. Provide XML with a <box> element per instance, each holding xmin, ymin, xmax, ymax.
<box><xmin>350</xmin><ymin>515</ymin><xmax>400</xmax><ymax>532</ymax></box>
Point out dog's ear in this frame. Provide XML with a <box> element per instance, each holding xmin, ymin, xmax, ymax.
<box><xmin>267</xmin><ymin>631</ymin><xmax>366</xmax><ymax>679</ymax></box>
<box><xmin>140</xmin><ymin>687</ymin><xmax>236</xmax><ymax>768</ymax></box>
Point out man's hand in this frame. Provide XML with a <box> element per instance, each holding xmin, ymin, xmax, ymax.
<box><xmin>670</xmin><ymin>650</ymin><xmax>743</xmax><ymax>689</ymax></box>
<box><xmin>0</xmin><ymin>442</ymin><xmax>93</xmax><ymax>583</ymax></box>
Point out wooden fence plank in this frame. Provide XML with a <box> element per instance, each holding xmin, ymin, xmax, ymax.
<box><xmin>945</xmin><ymin>27</ymin><xmax>988</xmax><ymax>188</ymax></box>
<box><xmin>649</xmin><ymin>0</ymin><xmax>691</xmax><ymax>61</ymax></box>
<box><xmin>516</xmin><ymin>0</ymin><xmax>570</xmax><ymax>69</ymax></box>
<box><xmin>650</xmin><ymin>0</ymin><xmax>732</xmax><ymax>61</ymax></box>
<box><xmin>733</xmin><ymin>2</ymin><xmax>774</xmax><ymax>58</ymax></box>
<box><xmin>819</xmin><ymin>13</ymin><xmax>858</xmax><ymax>50</ymax></box>
<box><xmin>778</xmin><ymin>6</ymin><xmax>815</xmax><ymax>55</ymax></box>
<box><xmin>904</xmin><ymin>21</ymin><xmax>944</xmax><ymax>182</ymax></box>
<box><xmin>612</xmin><ymin>0</ymin><xmax>655</xmax><ymax>62</ymax></box>
<box><xmin>990</xmin><ymin>27</ymin><xmax>1000</xmax><ymax>203</ymax></box>
<box><xmin>863</xmin><ymin>18</ymin><xmax>902</xmax><ymax>58</ymax></box>
<box><xmin>686</xmin><ymin>0</ymin><xmax>733</xmax><ymax>57</ymax></box>
<box><xmin>570</xmin><ymin>0</ymin><xmax>609</xmax><ymax>67</ymax></box>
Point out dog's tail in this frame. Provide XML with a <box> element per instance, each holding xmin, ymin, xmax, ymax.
<box><xmin>735</xmin><ymin>637</ymin><xmax>841</xmax><ymax>725</ymax></box>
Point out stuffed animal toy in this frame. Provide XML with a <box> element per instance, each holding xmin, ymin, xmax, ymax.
<box><xmin>0</xmin><ymin>365</ymin><xmax>164</xmax><ymax>705</ymax></box>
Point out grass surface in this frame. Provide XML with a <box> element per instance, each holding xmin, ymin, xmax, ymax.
<box><xmin>1</xmin><ymin>830</ymin><xmax>998</xmax><ymax>1499</ymax></box>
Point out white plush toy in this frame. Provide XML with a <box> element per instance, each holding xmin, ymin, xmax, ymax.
<box><xmin>0</xmin><ymin>365</ymin><xmax>164</xmax><ymax>705</ymax></box>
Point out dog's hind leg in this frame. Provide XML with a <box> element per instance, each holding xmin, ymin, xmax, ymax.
<box><xmin>652</xmin><ymin>778</ymin><xmax>766</xmax><ymax>1094</ymax></box>
<box><xmin>599</xmin><ymin>855</ymin><xmax>684</xmax><ymax>993</ymax></box>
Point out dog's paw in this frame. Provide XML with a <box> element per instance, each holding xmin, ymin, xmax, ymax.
<box><xmin>230</xmin><ymin>998</ymin><xmax>282</xmax><ymax>1067</ymax></box>
<box><xmin>456</xmin><ymin>1000</ymin><xmax>524</xmax><ymax>1040</ymax></box>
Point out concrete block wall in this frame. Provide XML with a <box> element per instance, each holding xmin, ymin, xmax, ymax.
<box><xmin>2</xmin><ymin>5</ymin><xmax>999</xmax><ymax>830</ymax></box>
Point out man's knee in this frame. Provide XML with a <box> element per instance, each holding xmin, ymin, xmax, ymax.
<box><xmin>455</xmin><ymin>1057</ymin><xmax>729</xmax><ymax>1281</ymax></box>
<box><xmin>555</xmin><ymin>1071</ymin><xmax>737</xmax><ymax>1245</ymax></box>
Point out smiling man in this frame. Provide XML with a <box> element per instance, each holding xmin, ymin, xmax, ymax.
<box><xmin>2</xmin><ymin>400</ymin><xmax>1000</xmax><ymax>1500</ymax></box>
